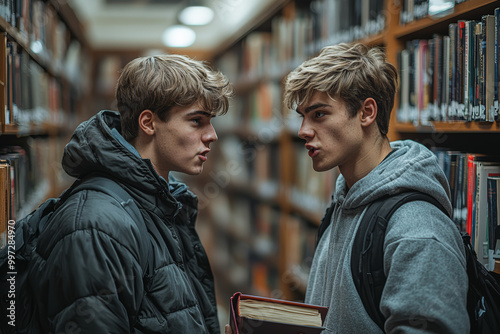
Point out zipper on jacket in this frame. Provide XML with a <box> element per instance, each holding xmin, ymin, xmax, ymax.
<box><xmin>159</xmin><ymin>188</ymin><xmax>182</xmax><ymax>218</ymax></box>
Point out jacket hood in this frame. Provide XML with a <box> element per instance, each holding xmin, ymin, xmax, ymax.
<box><xmin>335</xmin><ymin>140</ymin><xmax>452</xmax><ymax>215</ymax></box>
<box><xmin>62</xmin><ymin>110</ymin><xmax>197</xmax><ymax>207</ymax></box>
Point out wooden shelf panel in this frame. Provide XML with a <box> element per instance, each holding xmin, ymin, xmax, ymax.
<box><xmin>395</xmin><ymin>121</ymin><xmax>500</xmax><ymax>133</ymax></box>
<box><xmin>2</xmin><ymin>122</ymin><xmax>71</xmax><ymax>136</ymax></box>
<box><xmin>394</xmin><ymin>0</ymin><xmax>500</xmax><ymax>39</ymax></box>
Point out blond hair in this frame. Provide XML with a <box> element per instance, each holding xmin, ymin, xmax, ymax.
<box><xmin>116</xmin><ymin>54</ymin><xmax>233</xmax><ymax>141</ymax></box>
<box><xmin>284</xmin><ymin>43</ymin><xmax>398</xmax><ymax>136</ymax></box>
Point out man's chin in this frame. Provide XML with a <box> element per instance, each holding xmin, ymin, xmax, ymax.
<box><xmin>313</xmin><ymin>163</ymin><xmax>333</xmax><ymax>172</ymax></box>
<box><xmin>183</xmin><ymin>166</ymin><xmax>203</xmax><ymax>176</ymax></box>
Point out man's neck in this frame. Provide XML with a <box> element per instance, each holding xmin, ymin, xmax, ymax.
<box><xmin>131</xmin><ymin>137</ymin><xmax>170</xmax><ymax>180</ymax></box>
<box><xmin>341</xmin><ymin>137</ymin><xmax>392</xmax><ymax>189</ymax></box>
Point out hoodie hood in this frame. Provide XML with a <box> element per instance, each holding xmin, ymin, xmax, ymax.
<box><xmin>62</xmin><ymin>110</ymin><xmax>197</xmax><ymax>208</ymax></box>
<box><xmin>335</xmin><ymin>140</ymin><xmax>452</xmax><ymax>216</ymax></box>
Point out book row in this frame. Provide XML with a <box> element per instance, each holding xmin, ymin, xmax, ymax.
<box><xmin>3</xmin><ymin>40</ymin><xmax>74</xmax><ymax>128</ymax></box>
<box><xmin>397</xmin><ymin>7</ymin><xmax>500</xmax><ymax>124</ymax></box>
<box><xmin>0</xmin><ymin>137</ymin><xmax>68</xmax><ymax>248</ymax></box>
<box><xmin>434</xmin><ymin>149</ymin><xmax>500</xmax><ymax>270</ymax></box>
<box><xmin>216</xmin><ymin>0</ymin><xmax>385</xmax><ymax>84</ymax></box>
<box><xmin>213</xmin><ymin>81</ymin><xmax>283</xmax><ymax>134</ymax></box>
<box><xmin>0</xmin><ymin>0</ymin><xmax>82</xmax><ymax>79</ymax></box>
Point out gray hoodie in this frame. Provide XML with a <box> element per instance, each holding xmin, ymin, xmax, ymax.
<box><xmin>305</xmin><ymin>140</ymin><xmax>469</xmax><ymax>334</ymax></box>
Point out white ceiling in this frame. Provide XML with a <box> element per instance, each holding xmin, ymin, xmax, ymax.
<box><xmin>67</xmin><ymin>0</ymin><xmax>287</xmax><ymax>56</ymax></box>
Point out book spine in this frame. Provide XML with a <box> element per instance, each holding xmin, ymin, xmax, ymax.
<box><xmin>485</xmin><ymin>15</ymin><xmax>496</xmax><ymax>122</ymax></box>
<box><xmin>467</xmin><ymin>155</ymin><xmax>476</xmax><ymax>236</ymax></box>
<box><xmin>474</xmin><ymin>22</ymin><xmax>483</xmax><ymax>121</ymax></box>
<box><xmin>442</xmin><ymin>36</ymin><xmax>450</xmax><ymax>120</ymax></box>
<box><xmin>457</xmin><ymin>21</ymin><xmax>465</xmax><ymax>120</ymax></box>
<box><xmin>487</xmin><ymin>176</ymin><xmax>500</xmax><ymax>270</ymax></box>
<box><xmin>494</xmin><ymin>8</ymin><xmax>500</xmax><ymax>120</ymax></box>
<box><xmin>434</xmin><ymin>35</ymin><xmax>442</xmax><ymax>121</ymax></box>
<box><xmin>479</xmin><ymin>16</ymin><xmax>487</xmax><ymax>121</ymax></box>
<box><xmin>464</xmin><ymin>21</ymin><xmax>470</xmax><ymax>121</ymax></box>
<box><xmin>0</xmin><ymin>162</ymin><xmax>11</xmax><ymax>249</ymax></box>
<box><xmin>449</xmin><ymin>23</ymin><xmax>457</xmax><ymax>121</ymax></box>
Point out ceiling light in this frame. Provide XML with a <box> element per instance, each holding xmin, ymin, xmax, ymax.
<box><xmin>162</xmin><ymin>25</ymin><xmax>196</xmax><ymax>47</ymax></box>
<box><xmin>178</xmin><ymin>5</ymin><xmax>214</xmax><ymax>26</ymax></box>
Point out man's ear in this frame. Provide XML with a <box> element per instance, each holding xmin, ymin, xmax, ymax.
<box><xmin>360</xmin><ymin>98</ymin><xmax>377</xmax><ymax>127</ymax></box>
<box><xmin>138</xmin><ymin>110</ymin><xmax>155</xmax><ymax>136</ymax></box>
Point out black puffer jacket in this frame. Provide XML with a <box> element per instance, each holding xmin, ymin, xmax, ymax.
<box><xmin>24</xmin><ymin>110</ymin><xmax>219</xmax><ymax>333</ymax></box>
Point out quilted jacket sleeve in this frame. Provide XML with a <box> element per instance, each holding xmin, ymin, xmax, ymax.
<box><xmin>28</xmin><ymin>190</ymin><xmax>146</xmax><ymax>333</ymax></box>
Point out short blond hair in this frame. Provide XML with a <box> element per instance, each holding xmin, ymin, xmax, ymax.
<box><xmin>284</xmin><ymin>43</ymin><xmax>398</xmax><ymax>136</ymax></box>
<box><xmin>116</xmin><ymin>54</ymin><xmax>233</xmax><ymax>141</ymax></box>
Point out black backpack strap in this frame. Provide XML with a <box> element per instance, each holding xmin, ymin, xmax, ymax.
<box><xmin>351</xmin><ymin>191</ymin><xmax>448</xmax><ymax>331</ymax></box>
<box><xmin>317</xmin><ymin>201</ymin><xmax>335</xmax><ymax>245</ymax></box>
<box><xmin>64</xmin><ymin>174</ymin><xmax>154</xmax><ymax>278</ymax></box>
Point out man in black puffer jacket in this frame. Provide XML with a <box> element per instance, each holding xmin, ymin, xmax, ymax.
<box><xmin>23</xmin><ymin>54</ymin><xmax>233</xmax><ymax>333</ymax></box>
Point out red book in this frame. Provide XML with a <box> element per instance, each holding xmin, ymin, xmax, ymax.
<box><xmin>229</xmin><ymin>292</ymin><xmax>328</xmax><ymax>334</ymax></box>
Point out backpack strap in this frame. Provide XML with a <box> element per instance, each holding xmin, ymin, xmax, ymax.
<box><xmin>61</xmin><ymin>174</ymin><xmax>154</xmax><ymax>278</ymax></box>
<box><xmin>350</xmin><ymin>191</ymin><xmax>448</xmax><ymax>331</ymax></box>
<box><xmin>316</xmin><ymin>202</ymin><xmax>335</xmax><ymax>245</ymax></box>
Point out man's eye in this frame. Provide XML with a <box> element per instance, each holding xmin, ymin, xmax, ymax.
<box><xmin>315</xmin><ymin>112</ymin><xmax>325</xmax><ymax>118</ymax></box>
<box><xmin>192</xmin><ymin>118</ymin><xmax>200</xmax><ymax>125</ymax></box>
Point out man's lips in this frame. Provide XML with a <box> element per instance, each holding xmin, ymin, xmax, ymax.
<box><xmin>198</xmin><ymin>149</ymin><xmax>210</xmax><ymax>161</ymax></box>
<box><xmin>305</xmin><ymin>144</ymin><xmax>319</xmax><ymax>158</ymax></box>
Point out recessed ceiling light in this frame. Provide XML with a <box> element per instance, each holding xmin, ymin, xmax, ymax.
<box><xmin>162</xmin><ymin>25</ymin><xmax>196</xmax><ymax>47</ymax></box>
<box><xmin>178</xmin><ymin>6</ymin><xmax>214</xmax><ymax>26</ymax></box>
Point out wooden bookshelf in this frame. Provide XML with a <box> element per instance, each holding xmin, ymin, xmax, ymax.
<box><xmin>0</xmin><ymin>0</ymin><xmax>89</xmax><ymax>223</ymax></box>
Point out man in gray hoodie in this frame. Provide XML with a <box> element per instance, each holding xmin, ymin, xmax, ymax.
<box><xmin>282</xmin><ymin>43</ymin><xmax>469</xmax><ymax>333</ymax></box>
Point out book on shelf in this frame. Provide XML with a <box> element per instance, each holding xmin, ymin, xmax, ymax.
<box><xmin>474</xmin><ymin>161</ymin><xmax>500</xmax><ymax>267</ymax></box>
<box><xmin>487</xmin><ymin>176</ymin><xmax>500</xmax><ymax>270</ymax></box>
<box><xmin>495</xmin><ymin>8</ymin><xmax>499</xmax><ymax>121</ymax></box>
<box><xmin>457</xmin><ymin>20</ymin><xmax>465</xmax><ymax>121</ymax></box>
<box><xmin>483</xmin><ymin>14</ymin><xmax>496</xmax><ymax>121</ymax></box>
<box><xmin>474</xmin><ymin>19</ymin><xmax>483</xmax><ymax>121</ymax></box>
<box><xmin>0</xmin><ymin>160</ymin><xmax>11</xmax><ymax>249</ymax></box>
<box><xmin>397</xmin><ymin>48</ymin><xmax>410</xmax><ymax>122</ymax></box>
<box><xmin>229</xmin><ymin>292</ymin><xmax>328</xmax><ymax>334</ymax></box>
<box><xmin>442</xmin><ymin>35</ymin><xmax>450</xmax><ymax>120</ymax></box>
<box><xmin>449</xmin><ymin>22</ymin><xmax>457</xmax><ymax>121</ymax></box>
<box><xmin>464</xmin><ymin>20</ymin><xmax>473</xmax><ymax>121</ymax></box>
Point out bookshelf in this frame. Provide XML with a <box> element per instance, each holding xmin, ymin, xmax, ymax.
<box><xmin>174</xmin><ymin>0</ymin><xmax>500</xmax><ymax>327</ymax></box>
<box><xmin>0</xmin><ymin>0</ymin><xmax>91</xmax><ymax>247</ymax></box>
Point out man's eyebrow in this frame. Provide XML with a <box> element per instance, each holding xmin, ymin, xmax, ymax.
<box><xmin>297</xmin><ymin>103</ymin><xmax>331</xmax><ymax>115</ymax></box>
<box><xmin>186</xmin><ymin>110</ymin><xmax>213</xmax><ymax>117</ymax></box>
